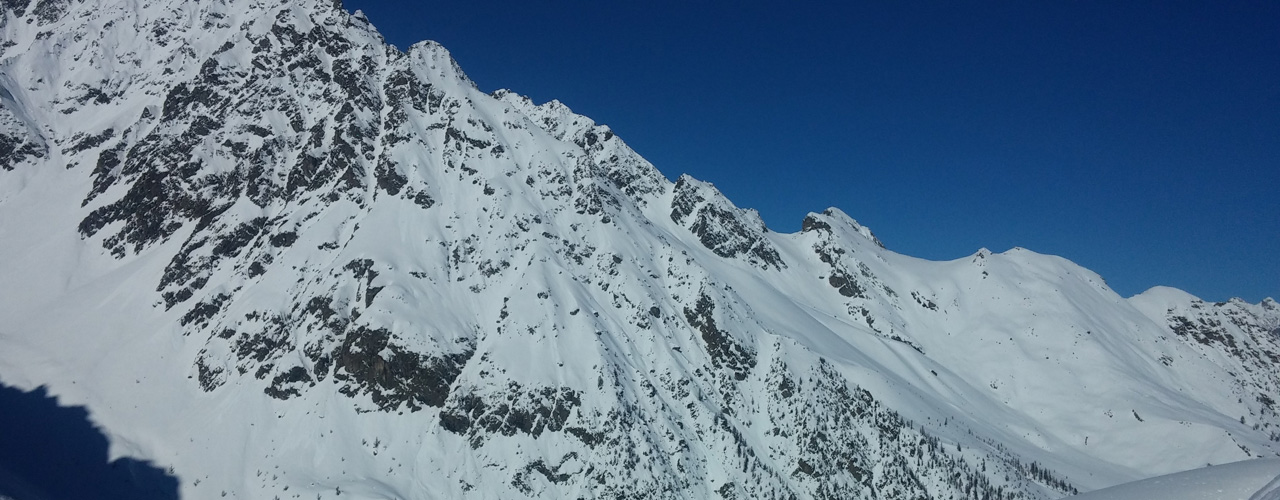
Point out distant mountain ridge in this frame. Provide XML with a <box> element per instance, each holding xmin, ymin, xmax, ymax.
<box><xmin>1</xmin><ymin>0</ymin><xmax>1277</xmax><ymax>498</ymax></box>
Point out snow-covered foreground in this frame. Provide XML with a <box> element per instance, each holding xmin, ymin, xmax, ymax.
<box><xmin>1</xmin><ymin>0</ymin><xmax>1278</xmax><ymax>498</ymax></box>
<box><xmin>1068</xmin><ymin>458</ymin><xmax>1280</xmax><ymax>500</ymax></box>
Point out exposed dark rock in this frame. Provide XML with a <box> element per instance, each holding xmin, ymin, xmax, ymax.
<box><xmin>912</xmin><ymin>291</ymin><xmax>939</xmax><ymax>311</ymax></box>
<box><xmin>179</xmin><ymin>293</ymin><xmax>230</xmax><ymax>327</ymax></box>
<box><xmin>1171</xmin><ymin>315</ymin><xmax>1239</xmax><ymax>355</ymax></box>
<box><xmin>85</xmin><ymin>140</ymin><xmax>127</xmax><ymax>199</ymax></box>
<box><xmin>62</xmin><ymin>128</ymin><xmax>114</xmax><ymax>155</ymax></box>
<box><xmin>2</xmin><ymin>0</ymin><xmax>32</xmax><ymax>18</ymax></box>
<box><xmin>669</xmin><ymin>176</ymin><xmax>705</xmax><ymax>225</ymax></box>
<box><xmin>827</xmin><ymin>270</ymin><xmax>865</xmax><ymax>298</ymax></box>
<box><xmin>196</xmin><ymin>357</ymin><xmax>225</xmax><ymax>391</ymax></box>
<box><xmin>32</xmin><ymin>0</ymin><xmax>69</xmax><ymax>24</ymax></box>
<box><xmin>375</xmin><ymin>159</ymin><xmax>407</xmax><ymax>195</ymax></box>
<box><xmin>670</xmin><ymin>177</ymin><xmax>785</xmax><ymax>270</ymax></box>
<box><xmin>683</xmin><ymin>292</ymin><xmax>755</xmax><ymax>381</ymax></box>
<box><xmin>412</xmin><ymin>190</ymin><xmax>435</xmax><ymax>209</ymax></box>
<box><xmin>78</xmin><ymin>169</ymin><xmax>201</xmax><ymax>257</ymax></box>
<box><xmin>212</xmin><ymin>217</ymin><xmax>267</xmax><ymax>258</ymax></box>
<box><xmin>334</xmin><ymin>327</ymin><xmax>474</xmax><ymax>411</ymax></box>
<box><xmin>439</xmin><ymin>383</ymin><xmax>583</xmax><ymax>443</ymax></box>
<box><xmin>801</xmin><ymin>214</ymin><xmax>830</xmax><ymax>232</ymax></box>
<box><xmin>234</xmin><ymin>318</ymin><xmax>290</xmax><ymax>363</ymax></box>
<box><xmin>0</xmin><ymin>130</ymin><xmax>47</xmax><ymax>169</ymax></box>
<box><xmin>268</xmin><ymin>231</ymin><xmax>297</xmax><ymax>248</ymax></box>
<box><xmin>264</xmin><ymin>366</ymin><xmax>313</xmax><ymax>400</ymax></box>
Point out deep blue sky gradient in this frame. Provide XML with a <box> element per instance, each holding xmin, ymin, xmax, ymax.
<box><xmin>343</xmin><ymin>1</ymin><xmax>1279</xmax><ymax>302</ymax></box>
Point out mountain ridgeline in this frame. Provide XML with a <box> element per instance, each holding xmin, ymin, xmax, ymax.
<box><xmin>0</xmin><ymin>0</ymin><xmax>1277</xmax><ymax>498</ymax></box>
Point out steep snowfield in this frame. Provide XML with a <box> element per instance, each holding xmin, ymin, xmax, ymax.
<box><xmin>1</xmin><ymin>0</ymin><xmax>1278</xmax><ymax>498</ymax></box>
<box><xmin>1067</xmin><ymin>458</ymin><xmax>1280</xmax><ymax>500</ymax></box>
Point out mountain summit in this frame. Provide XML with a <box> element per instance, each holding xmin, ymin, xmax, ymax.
<box><xmin>1</xmin><ymin>0</ymin><xmax>1277</xmax><ymax>498</ymax></box>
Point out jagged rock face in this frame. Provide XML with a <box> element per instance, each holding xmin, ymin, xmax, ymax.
<box><xmin>0</xmin><ymin>0</ymin><xmax>1278</xmax><ymax>499</ymax></box>
<box><xmin>1131</xmin><ymin>292</ymin><xmax>1280</xmax><ymax>427</ymax></box>
<box><xmin>0</xmin><ymin>96</ymin><xmax>46</xmax><ymax>168</ymax></box>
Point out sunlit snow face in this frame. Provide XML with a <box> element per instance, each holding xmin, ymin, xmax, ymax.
<box><xmin>0</xmin><ymin>0</ymin><xmax>1277</xmax><ymax>499</ymax></box>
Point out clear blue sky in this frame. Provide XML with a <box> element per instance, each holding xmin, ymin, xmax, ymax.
<box><xmin>343</xmin><ymin>1</ymin><xmax>1279</xmax><ymax>303</ymax></box>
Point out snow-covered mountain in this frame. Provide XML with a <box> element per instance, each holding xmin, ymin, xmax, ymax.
<box><xmin>1</xmin><ymin>0</ymin><xmax>1278</xmax><ymax>498</ymax></box>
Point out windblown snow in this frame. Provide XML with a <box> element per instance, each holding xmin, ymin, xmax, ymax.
<box><xmin>0</xmin><ymin>0</ymin><xmax>1277</xmax><ymax>498</ymax></box>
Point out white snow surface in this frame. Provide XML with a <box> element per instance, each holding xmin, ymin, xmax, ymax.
<box><xmin>1066</xmin><ymin>458</ymin><xmax>1280</xmax><ymax>500</ymax></box>
<box><xmin>0</xmin><ymin>0</ymin><xmax>1278</xmax><ymax>498</ymax></box>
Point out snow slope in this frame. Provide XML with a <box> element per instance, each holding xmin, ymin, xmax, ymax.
<box><xmin>1</xmin><ymin>0</ymin><xmax>1278</xmax><ymax>498</ymax></box>
<box><xmin>1067</xmin><ymin>458</ymin><xmax>1280</xmax><ymax>500</ymax></box>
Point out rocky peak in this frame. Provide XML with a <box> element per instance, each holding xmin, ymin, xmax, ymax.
<box><xmin>0</xmin><ymin>0</ymin><xmax>1277</xmax><ymax>499</ymax></box>
<box><xmin>669</xmin><ymin>174</ymin><xmax>784</xmax><ymax>269</ymax></box>
<box><xmin>405</xmin><ymin>39</ymin><xmax>474</xmax><ymax>89</ymax></box>
<box><xmin>801</xmin><ymin>207</ymin><xmax>884</xmax><ymax>249</ymax></box>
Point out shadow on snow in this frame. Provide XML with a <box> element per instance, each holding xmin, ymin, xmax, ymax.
<box><xmin>0</xmin><ymin>382</ymin><xmax>179</xmax><ymax>500</ymax></box>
